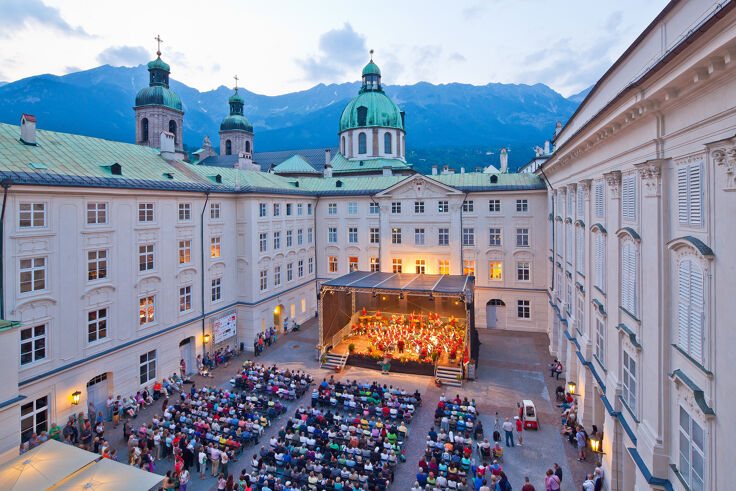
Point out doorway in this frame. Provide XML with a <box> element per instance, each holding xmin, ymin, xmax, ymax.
<box><xmin>179</xmin><ymin>337</ymin><xmax>195</xmax><ymax>375</ymax></box>
<box><xmin>86</xmin><ymin>373</ymin><xmax>110</xmax><ymax>411</ymax></box>
<box><xmin>486</xmin><ymin>299</ymin><xmax>506</xmax><ymax>329</ymax></box>
<box><xmin>274</xmin><ymin>304</ymin><xmax>285</xmax><ymax>329</ymax></box>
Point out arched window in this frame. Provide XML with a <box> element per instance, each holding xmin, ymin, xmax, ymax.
<box><xmin>620</xmin><ymin>242</ymin><xmax>637</xmax><ymax>316</ymax></box>
<box><xmin>168</xmin><ymin>120</ymin><xmax>177</xmax><ymax>144</ymax></box>
<box><xmin>225</xmin><ymin>140</ymin><xmax>232</xmax><ymax>155</ymax></box>
<box><xmin>384</xmin><ymin>132</ymin><xmax>392</xmax><ymax>154</ymax></box>
<box><xmin>358</xmin><ymin>133</ymin><xmax>367</xmax><ymax>154</ymax></box>
<box><xmin>141</xmin><ymin>118</ymin><xmax>149</xmax><ymax>142</ymax></box>
<box><xmin>357</xmin><ymin>106</ymin><xmax>368</xmax><ymax>126</ymax></box>
<box><xmin>678</xmin><ymin>259</ymin><xmax>704</xmax><ymax>363</ymax></box>
<box><xmin>245</xmin><ymin>140</ymin><xmax>251</xmax><ymax>153</ymax></box>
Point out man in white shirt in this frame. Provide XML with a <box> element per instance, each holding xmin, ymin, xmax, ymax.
<box><xmin>502</xmin><ymin>417</ymin><xmax>515</xmax><ymax>447</ymax></box>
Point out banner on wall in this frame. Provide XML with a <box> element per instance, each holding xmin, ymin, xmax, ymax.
<box><xmin>212</xmin><ymin>310</ymin><xmax>237</xmax><ymax>344</ymax></box>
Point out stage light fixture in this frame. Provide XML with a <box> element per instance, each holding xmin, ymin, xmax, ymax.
<box><xmin>399</xmin><ymin>293</ymin><xmax>404</xmax><ymax>300</ymax></box>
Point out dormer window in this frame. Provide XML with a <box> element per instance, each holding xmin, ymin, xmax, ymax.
<box><xmin>357</xmin><ymin>106</ymin><xmax>368</xmax><ymax>127</ymax></box>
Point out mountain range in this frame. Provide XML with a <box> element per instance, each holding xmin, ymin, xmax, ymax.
<box><xmin>0</xmin><ymin>64</ymin><xmax>588</xmax><ymax>172</ymax></box>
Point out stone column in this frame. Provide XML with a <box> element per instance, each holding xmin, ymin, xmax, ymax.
<box><xmin>347</xmin><ymin>132</ymin><xmax>353</xmax><ymax>159</ymax></box>
<box><xmin>372</xmin><ymin>128</ymin><xmax>379</xmax><ymax>157</ymax></box>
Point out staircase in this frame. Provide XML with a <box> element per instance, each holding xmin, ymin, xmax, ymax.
<box><xmin>321</xmin><ymin>351</ymin><xmax>349</xmax><ymax>371</ymax></box>
<box><xmin>435</xmin><ymin>364</ymin><xmax>463</xmax><ymax>387</ymax></box>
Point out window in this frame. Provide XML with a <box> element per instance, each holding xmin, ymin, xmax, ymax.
<box><xmin>211</xmin><ymin>236</ymin><xmax>221</xmax><ymax>258</ymax></box>
<box><xmin>415</xmin><ymin>228</ymin><xmax>425</xmax><ymax>245</ymax></box>
<box><xmin>87</xmin><ymin>308</ymin><xmax>108</xmax><ymax>343</ymax></box>
<box><xmin>594</xmin><ymin>233</ymin><xmax>605</xmax><ymax>290</ymax></box>
<box><xmin>138</xmin><ymin>203</ymin><xmax>154</xmax><ymax>223</ymax></box>
<box><xmin>516</xmin><ymin>199</ymin><xmax>528</xmax><ymax>212</ymax></box>
<box><xmin>328</xmin><ymin>227</ymin><xmax>337</xmax><ymax>243</ymax></box>
<box><xmin>370</xmin><ymin>228</ymin><xmax>380</xmax><ymax>244</ymax></box>
<box><xmin>594</xmin><ymin>182</ymin><xmax>605</xmax><ymax>218</ymax></box>
<box><xmin>139</xmin><ymin>295</ymin><xmax>155</xmax><ymax>325</ymax></box>
<box><xmin>358</xmin><ymin>132</ymin><xmax>367</xmax><ymax>154</ymax></box>
<box><xmin>463</xmin><ymin>228</ymin><xmax>475</xmax><ymax>246</ymax></box>
<box><xmin>20</xmin><ymin>324</ymin><xmax>46</xmax><ymax>365</ymax></box>
<box><xmin>328</xmin><ymin>256</ymin><xmax>338</xmax><ymax>273</ymax></box>
<box><xmin>576</xmin><ymin>294</ymin><xmax>585</xmax><ymax>334</ymax></box>
<box><xmin>328</xmin><ymin>203</ymin><xmax>337</xmax><ymax>215</ymax></box>
<box><xmin>576</xmin><ymin>227</ymin><xmax>584</xmax><ymax>273</ymax></box>
<box><xmin>259</xmin><ymin>233</ymin><xmax>267</xmax><ymax>252</ymax></box>
<box><xmin>678</xmin><ymin>162</ymin><xmax>703</xmax><ymax>227</ymax></box>
<box><xmin>178</xmin><ymin>203</ymin><xmax>191</xmax><ymax>221</ymax></box>
<box><xmin>463</xmin><ymin>260</ymin><xmax>475</xmax><ymax>276</ymax></box>
<box><xmin>391</xmin><ymin>228</ymin><xmax>402</xmax><ymax>244</ymax></box>
<box><xmin>438</xmin><ymin>228</ymin><xmax>449</xmax><ymax>246</ymax></box>
<box><xmin>370</xmin><ymin>257</ymin><xmax>380</xmax><ymax>272</ymax></box>
<box><xmin>273</xmin><ymin>203</ymin><xmax>280</xmax><ymax>216</ymax></box>
<box><xmin>286</xmin><ymin>203</ymin><xmax>292</xmax><ymax>216</ymax></box>
<box><xmin>349</xmin><ymin>257</ymin><xmax>359</xmax><ymax>272</ymax></box>
<box><xmin>595</xmin><ymin>317</ymin><xmax>605</xmax><ymax>364</ymax></box>
<box><xmin>179</xmin><ymin>285</ymin><xmax>192</xmax><ymax>312</ymax></box>
<box><xmin>210</xmin><ymin>202</ymin><xmax>221</xmax><ymax>219</ymax></box>
<box><xmin>679</xmin><ymin>407</ymin><xmax>705</xmax><ymax>491</ymax></box>
<box><xmin>308</xmin><ymin>203</ymin><xmax>313</xmax><ymax>215</ymax></box>
<box><xmin>297</xmin><ymin>229</ymin><xmax>303</xmax><ymax>245</ymax></box>
<box><xmin>567</xmin><ymin>191</ymin><xmax>573</xmax><ymax>216</ymax></box>
<box><xmin>566</xmin><ymin>280</ymin><xmax>573</xmax><ymax>315</ymax></box>
<box><xmin>517</xmin><ymin>262</ymin><xmax>530</xmax><ymax>281</ymax></box>
<box><xmin>392</xmin><ymin>258</ymin><xmax>402</xmax><ymax>273</ymax></box>
<box><xmin>489</xmin><ymin>199</ymin><xmax>501</xmax><ymax>213</ymax></box>
<box><xmin>308</xmin><ymin>228</ymin><xmax>313</xmax><ymax>243</ymax></box>
<box><xmin>462</xmin><ymin>200</ymin><xmax>474</xmax><ymax>212</ymax></box>
<box><xmin>259</xmin><ymin>270</ymin><xmax>268</xmax><ymax>291</ymax></box>
<box><xmin>517</xmin><ymin>300</ymin><xmax>530</xmax><ymax>318</ymax></box>
<box><xmin>489</xmin><ymin>261</ymin><xmax>503</xmax><ymax>280</ymax></box>
<box><xmin>348</xmin><ymin>202</ymin><xmax>358</xmax><ymax>215</ymax></box>
<box><xmin>566</xmin><ymin>225</ymin><xmax>573</xmax><ymax>262</ymax></box>
<box><xmin>20</xmin><ymin>396</ymin><xmax>48</xmax><ymax>442</ymax></box>
<box><xmin>516</xmin><ymin>228</ymin><xmax>529</xmax><ymax>247</ymax></box>
<box><xmin>489</xmin><ymin>228</ymin><xmax>502</xmax><ymax>247</ymax></box>
<box><xmin>19</xmin><ymin>202</ymin><xmax>46</xmax><ymax>228</ymax></box>
<box><xmin>577</xmin><ymin>186</ymin><xmax>584</xmax><ymax>216</ymax></box>
<box><xmin>348</xmin><ymin>228</ymin><xmax>358</xmax><ymax>243</ymax></box>
<box><xmin>274</xmin><ymin>266</ymin><xmax>281</xmax><ymax>286</ymax></box>
<box><xmin>438</xmin><ymin>200</ymin><xmax>449</xmax><ymax>213</ymax></box>
<box><xmin>622</xmin><ymin>174</ymin><xmax>637</xmax><ymax>222</ymax></box>
<box><xmin>286</xmin><ymin>230</ymin><xmax>293</xmax><ymax>247</ymax></box>
<box><xmin>298</xmin><ymin>260</ymin><xmax>304</xmax><ymax>277</ymax></box>
<box><xmin>86</xmin><ymin>202</ymin><xmax>107</xmax><ymax>225</ymax></box>
<box><xmin>384</xmin><ymin>132</ymin><xmax>392</xmax><ymax>153</ymax></box>
<box><xmin>139</xmin><ymin>350</ymin><xmax>156</xmax><ymax>385</ymax></box>
<box><xmin>369</xmin><ymin>202</ymin><xmax>379</xmax><ymax>214</ymax></box>
<box><xmin>622</xmin><ymin>351</ymin><xmax>637</xmax><ymax>413</ymax></box>
<box><xmin>678</xmin><ymin>259</ymin><xmax>705</xmax><ymax>363</ymax></box>
<box><xmin>415</xmin><ymin>259</ymin><xmax>426</xmax><ymax>274</ymax></box>
<box><xmin>439</xmin><ymin>260</ymin><xmax>450</xmax><ymax>275</ymax></box>
<box><xmin>308</xmin><ymin>257</ymin><xmax>314</xmax><ymax>274</ymax></box>
<box><xmin>414</xmin><ymin>201</ymin><xmax>424</xmax><ymax>214</ymax></box>
<box><xmin>211</xmin><ymin>278</ymin><xmax>221</xmax><ymax>301</ymax></box>
<box><xmin>391</xmin><ymin>202</ymin><xmax>401</xmax><ymax>214</ymax></box>
<box><xmin>273</xmin><ymin>231</ymin><xmax>281</xmax><ymax>249</ymax></box>
<box><xmin>621</xmin><ymin>242</ymin><xmax>638</xmax><ymax>316</ymax></box>
<box><xmin>357</xmin><ymin>106</ymin><xmax>368</xmax><ymax>125</ymax></box>
<box><xmin>225</xmin><ymin>140</ymin><xmax>232</xmax><ymax>155</ymax></box>
<box><xmin>19</xmin><ymin>257</ymin><xmax>46</xmax><ymax>293</ymax></box>
<box><xmin>301</xmin><ymin>299</ymin><xmax>306</xmax><ymax>313</ymax></box>
<box><xmin>87</xmin><ymin>250</ymin><xmax>107</xmax><ymax>281</ymax></box>
<box><xmin>138</xmin><ymin>244</ymin><xmax>154</xmax><ymax>272</ymax></box>
<box><xmin>287</xmin><ymin>263</ymin><xmax>294</xmax><ymax>281</ymax></box>
<box><xmin>297</xmin><ymin>203</ymin><xmax>303</xmax><ymax>215</ymax></box>
<box><xmin>259</xmin><ymin>203</ymin><xmax>267</xmax><ymax>217</ymax></box>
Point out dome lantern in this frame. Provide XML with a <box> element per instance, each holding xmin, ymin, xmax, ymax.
<box><xmin>361</xmin><ymin>49</ymin><xmax>382</xmax><ymax>92</ymax></box>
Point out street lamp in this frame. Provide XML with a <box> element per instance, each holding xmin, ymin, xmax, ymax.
<box><xmin>590</xmin><ymin>436</ymin><xmax>604</xmax><ymax>454</ymax></box>
<box><xmin>203</xmin><ymin>333</ymin><xmax>211</xmax><ymax>344</ymax></box>
<box><xmin>71</xmin><ymin>390</ymin><xmax>81</xmax><ymax>405</ymax></box>
<box><xmin>567</xmin><ymin>381</ymin><xmax>577</xmax><ymax>395</ymax></box>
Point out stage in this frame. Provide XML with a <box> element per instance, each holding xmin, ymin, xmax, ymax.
<box><xmin>317</xmin><ymin>271</ymin><xmax>478</xmax><ymax>378</ymax></box>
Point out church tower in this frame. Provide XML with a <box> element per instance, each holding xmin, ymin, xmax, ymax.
<box><xmin>133</xmin><ymin>36</ymin><xmax>184</xmax><ymax>156</ymax></box>
<box><xmin>219</xmin><ymin>77</ymin><xmax>254</xmax><ymax>157</ymax></box>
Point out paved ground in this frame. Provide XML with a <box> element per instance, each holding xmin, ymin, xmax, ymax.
<box><xmin>100</xmin><ymin>320</ymin><xmax>595</xmax><ymax>490</ymax></box>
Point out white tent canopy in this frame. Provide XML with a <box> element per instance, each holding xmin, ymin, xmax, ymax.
<box><xmin>52</xmin><ymin>457</ymin><xmax>163</xmax><ymax>490</ymax></box>
<box><xmin>0</xmin><ymin>440</ymin><xmax>96</xmax><ymax>491</ymax></box>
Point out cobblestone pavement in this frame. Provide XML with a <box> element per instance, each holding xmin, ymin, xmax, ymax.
<box><xmin>102</xmin><ymin>321</ymin><xmax>595</xmax><ymax>490</ymax></box>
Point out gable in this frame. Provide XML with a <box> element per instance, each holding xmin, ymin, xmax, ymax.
<box><xmin>375</xmin><ymin>174</ymin><xmax>463</xmax><ymax>199</ymax></box>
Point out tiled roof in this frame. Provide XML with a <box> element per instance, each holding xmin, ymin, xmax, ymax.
<box><xmin>253</xmin><ymin>147</ymin><xmax>338</xmax><ymax>171</ymax></box>
<box><xmin>329</xmin><ymin>152</ymin><xmax>412</xmax><ymax>174</ymax></box>
<box><xmin>272</xmin><ymin>155</ymin><xmax>320</xmax><ymax>175</ymax></box>
<box><xmin>432</xmin><ymin>172</ymin><xmax>546</xmax><ymax>191</ymax></box>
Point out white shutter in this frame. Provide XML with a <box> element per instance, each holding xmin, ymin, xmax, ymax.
<box><xmin>677</xmin><ymin>165</ymin><xmax>689</xmax><ymax>224</ymax></box>
<box><xmin>688</xmin><ymin>163</ymin><xmax>703</xmax><ymax>226</ymax></box>
<box><xmin>678</xmin><ymin>261</ymin><xmax>692</xmax><ymax>352</ymax></box>
<box><xmin>577</xmin><ymin>186</ymin><xmax>584</xmax><ymax>216</ymax></box>
<box><xmin>576</xmin><ymin>228</ymin><xmax>584</xmax><ymax>273</ymax></box>
<box><xmin>566</xmin><ymin>225</ymin><xmax>573</xmax><ymax>260</ymax></box>
<box><xmin>595</xmin><ymin>234</ymin><xmax>604</xmax><ymax>289</ymax></box>
<box><xmin>689</xmin><ymin>265</ymin><xmax>704</xmax><ymax>363</ymax></box>
<box><xmin>621</xmin><ymin>243</ymin><xmax>637</xmax><ymax>315</ymax></box>
<box><xmin>622</xmin><ymin>175</ymin><xmax>636</xmax><ymax>221</ymax></box>
<box><xmin>595</xmin><ymin>183</ymin><xmax>604</xmax><ymax>218</ymax></box>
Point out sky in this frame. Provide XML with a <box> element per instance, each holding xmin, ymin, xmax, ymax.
<box><xmin>0</xmin><ymin>0</ymin><xmax>670</xmax><ymax>97</ymax></box>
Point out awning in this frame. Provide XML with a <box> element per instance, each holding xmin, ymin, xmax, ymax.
<box><xmin>322</xmin><ymin>271</ymin><xmax>473</xmax><ymax>294</ymax></box>
<box><xmin>53</xmin><ymin>457</ymin><xmax>164</xmax><ymax>490</ymax></box>
<box><xmin>0</xmin><ymin>440</ymin><xmax>96</xmax><ymax>490</ymax></box>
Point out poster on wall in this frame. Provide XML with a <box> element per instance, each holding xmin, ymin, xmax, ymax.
<box><xmin>212</xmin><ymin>310</ymin><xmax>237</xmax><ymax>344</ymax></box>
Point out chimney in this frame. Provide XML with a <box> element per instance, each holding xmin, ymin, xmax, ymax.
<box><xmin>460</xmin><ymin>167</ymin><xmax>465</xmax><ymax>174</ymax></box>
<box><xmin>159</xmin><ymin>131</ymin><xmax>176</xmax><ymax>157</ymax></box>
<box><xmin>431</xmin><ymin>165</ymin><xmax>438</xmax><ymax>175</ymax></box>
<box><xmin>499</xmin><ymin>148</ymin><xmax>508</xmax><ymax>173</ymax></box>
<box><xmin>555</xmin><ymin>121</ymin><xmax>563</xmax><ymax>136</ymax></box>
<box><xmin>325</xmin><ymin>148</ymin><xmax>331</xmax><ymax>168</ymax></box>
<box><xmin>544</xmin><ymin>140</ymin><xmax>550</xmax><ymax>154</ymax></box>
<box><xmin>323</xmin><ymin>161</ymin><xmax>332</xmax><ymax>178</ymax></box>
<box><xmin>20</xmin><ymin>114</ymin><xmax>37</xmax><ymax>145</ymax></box>
<box><xmin>238</xmin><ymin>151</ymin><xmax>256</xmax><ymax>170</ymax></box>
<box><xmin>382</xmin><ymin>165</ymin><xmax>392</xmax><ymax>177</ymax></box>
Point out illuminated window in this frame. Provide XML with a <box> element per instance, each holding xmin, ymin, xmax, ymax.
<box><xmin>392</xmin><ymin>228</ymin><xmax>402</xmax><ymax>244</ymax></box>
<box><xmin>139</xmin><ymin>295</ymin><xmax>155</xmax><ymax>325</ymax></box>
<box><xmin>370</xmin><ymin>257</ymin><xmax>380</xmax><ymax>272</ymax></box>
<box><xmin>179</xmin><ymin>240</ymin><xmax>191</xmax><ymax>264</ymax></box>
<box><xmin>87</xmin><ymin>250</ymin><xmax>108</xmax><ymax>281</ymax></box>
<box><xmin>489</xmin><ymin>261</ymin><xmax>503</xmax><ymax>280</ymax></box>
<box><xmin>489</xmin><ymin>228</ymin><xmax>502</xmax><ymax>246</ymax></box>
<box><xmin>392</xmin><ymin>258</ymin><xmax>402</xmax><ymax>273</ymax></box>
<box><xmin>415</xmin><ymin>259</ymin><xmax>426</xmax><ymax>274</ymax></box>
<box><xmin>349</xmin><ymin>257</ymin><xmax>359</xmax><ymax>272</ymax></box>
<box><xmin>210</xmin><ymin>236</ymin><xmax>221</xmax><ymax>258</ymax></box>
<box><xmin>439</xmin><ymin>260</ymin><xmax>450</xmax><ymax>275</ymax></box>
<box><xmin>463</xmin><ymin>260</ymin><xmax>475</xmax><ymax>276</ymax></box>
<box><xmin>179</xmin><ymin>285</ymin><xmax>192</xmax><ymax>312</ymax></box>
<box><xmin>328</xmin><ymin>256</ymin><xmax>338</xmax><ymax>273</ymax></box>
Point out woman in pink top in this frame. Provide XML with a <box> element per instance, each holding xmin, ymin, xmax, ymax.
<box><xmin>545</xmin><ymin>469</ymin><xmax>561</xmax><ymax>490</ymax></box>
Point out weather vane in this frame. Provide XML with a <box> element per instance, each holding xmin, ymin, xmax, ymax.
<box><xmin>154</xmin><ymin>34</ymin><xmax>163</xmax><ymax>56</ymax></box>
<box><xmin>369</xmin><ymin>49</ymin><xmax>374</xmax><ymax>61</ymax></box>
<box><xmin>234</xmin><ymin>74</ymin><xmax>239</xmax><ymax>92</ymax></box>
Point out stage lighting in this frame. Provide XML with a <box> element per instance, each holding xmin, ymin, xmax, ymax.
<box><xmin>399</xmin><ymin>293</ymin><xmax>404</xmax><ymax>300</ymax></box>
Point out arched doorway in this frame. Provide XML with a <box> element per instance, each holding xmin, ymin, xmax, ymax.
<box><xmin>273</xmin><ymin>304</ymin><xmax>285</xmax><ymax>330</ymax></box>
<box><xmin>486</xmin><ymin>299</ymin><xmax>506</xmax><ymax>329</ymax></box>
<box><xmin>179</xmin><ymin>337</ymin><xmax>195</xmax><ymax>375</ymax></box>
<box><xmin>86</xmin><ymin>373</ymin><xmax>111</xmax><ymax>413</ymax></box>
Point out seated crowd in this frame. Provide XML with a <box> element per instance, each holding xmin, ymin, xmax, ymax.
<box><xmin>311</xmin><ymin>377</ymin><xmax>421</xmax><ymax>421</ymax></box>
<box><xmin>231</xmin><ymin>361</ymin><xmax>314</xmax><ymax>400</ymax></box>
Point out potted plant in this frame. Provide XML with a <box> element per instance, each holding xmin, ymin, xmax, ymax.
<box><xmin>320</xmin><ymin>355</ymin><xmax>327</xmax><ymax>364</ymax></box>
<box><xmin>431</xmin><ymin>351</ymin><xmax>440</xmax><ymax>363</ymax></box>
<box><xmin>348</xmin><ymin>343</ymin><xmax>355</xmax><ymax>354</ymax></box>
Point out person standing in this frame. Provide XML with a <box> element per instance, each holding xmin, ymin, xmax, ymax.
<box><xmin>544</xmin><ymin>469</ymin><xmax>560</xmax><ymax>491</ymax></box>
<box><xmin>521</xmin><ymin>476</ymin><xmax>535</xmax><ymax>491</ymax></box>
<box><xmin>179</xmin><ymin>468</ymin><xmax>190</xmax><ymax>491</ymax></box>
<box><xmin>515</xmin><ymin>416</ymin><xmax>523</xmax><ymax>446</ymax></box>
<box><xmin>502</xmin><ymin>417</ymin><xmax>515</xmax><ymax>447</ymax></box>
<box><xmin>210</xmin><ymin>444</ymin><xmax>221</xmax><ymax>477</ymax></box>
<box><xmin>198</xmin><ymin>446</ymin><xmax>208</xmax><ymax>480</ymax></box>
<box><xmin>576</xmin><ymin>425</ymin><xmax>587</xmax><ymax>461</ymax></box>
<box><xmin>553</xmin><ymin>463</ymin><xmax>563</xmax><ymax>485</ymax></box>
<box><xmin>105</xmin><ymin>396</ymin><xmax>114</xmax><ymax>422</ymax></box>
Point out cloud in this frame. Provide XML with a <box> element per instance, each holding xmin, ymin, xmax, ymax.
<box><xmin>0</xmin><ymin>0</ymin><xmax>89</xmax><ymax>37</ymax></box>
<box><xmin>298</xmin><ymin>23</ymin><xmax>367</xmax><ymax>81</ymax></box>
<box><xmin>449</xmin><ymin>52</ymin><xmax>466</xmax><ymax>63</ymax></box>
<box><xmin>64</xmin><ymin>66</ymin><xmax>80</xmax><ymax>74</ymax></box>
<box><xmin>97</xmin><ymin>45</ymin><xmax>149</xmax><ymax>67</ymax></box>
<box><xmin>462</xmin><ymin>4</ymin><xmax>485</xmax><ymax>20</ymax></box>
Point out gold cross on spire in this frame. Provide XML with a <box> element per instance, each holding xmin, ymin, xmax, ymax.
<box><xmin>154</xmin><ymin>34</ymin><xmax>163</xmax><ymax>56</ymax></box>
<box><xmin>369</xmin><ymin>49</ymin><xmax>374</xmax><ymax>61</ymax></box>
<box><xmin>234</xmin><ymin>74</ymin><xmax>239</xmax><ymax>91</ymax></box>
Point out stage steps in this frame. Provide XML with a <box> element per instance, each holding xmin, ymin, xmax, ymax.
<box><xmin>435</xmin><ymin>364</ymin><xmax>463</xmax><ymax>387</ymax></box>
<box><xmin>322</xmin><ymin>351</ymin><xmax>349</xmax><ymax>371</ymax></box>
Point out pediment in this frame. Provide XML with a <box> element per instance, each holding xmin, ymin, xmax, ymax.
<box><xmin>375</xmin><ymin>175</ymin><xmax>462</xmax><ymax>199</ymax></box>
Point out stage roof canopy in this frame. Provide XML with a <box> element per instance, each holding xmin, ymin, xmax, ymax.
<box><xmin>321</xmin><ymin>271</ymin><xmax>474</xmax><ymax>294</ymax></box>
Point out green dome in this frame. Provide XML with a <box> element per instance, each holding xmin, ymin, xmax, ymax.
<box><xmin>134</xmin><ymin>85</ymin><xmax>183</xmax><ymax>111</ymax></box>
<box><xmin>339</xmin><ymin>90</ymin><xmax>403</xmax><ymax>133</ymax></box>
<box><xmin>362</xmin><ymin>61</ymin><xmax>381</xmax><ymax>76</ymax></box>
<box><xmin>220</xmin><ymin>114</ymin><xmax>253</xmax><ymax>132</ymax></box>
<box><xmin>147</xmin><ymin>56</ymin><xmax>170</xmax><ymax>72</ymax></box>
<box><xmin>228</xmin><ymin>91</ymin><xmax>244</xmax><ymax>104</ymax></box>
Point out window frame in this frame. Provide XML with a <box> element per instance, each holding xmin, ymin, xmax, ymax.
<box><xmin>138</xmin><ymin>244</ymin><xmax>155</xmax><ymax>272</ymax></box>
<box><xmin>86</xmin><ymin>202</ymin><xmax>108</xmax><ymax>225</ymax></box>
<box><xmin>139</xmin><ymin>350</ymin><xmax>157</xmax><ymax>385</ymax></box>
<box><xmin>87</xmin><ymin>308</ymin><xmax>108</xmax><ymax>343</ymax></box>
<box><xmin>19</xmin><ymin>256</ymin><xmax>47</xmax><ymax>293</ymax></box>
<box><xmin>178</xmin><ymin>202</ymin><xmax>192</xmax><ymax>222</ymax></box>
<box><xmin>211</xmin><ymin>277</ymin><xmax>222</xmax><ymax>302</ymax></box>
<box><xmin>20</xmin><ymin>323</ymin><xmax>47</xmax><ymax>365</ymax></box>
<box><xmin>18</xmin><ymin>202</ymin><xmax>47</xmax><ymax>229</ymax></box>
<box><xmin>87</xmin><ymin>249</ymin><xmax>108</xmax><ymax>282</ymax></box>
<box><xmin>517</xmin><ymin>299</ymin><xmax>531</xmax><ymax>319</ymax></box>
<box><xmin>139</xmin><ymin>295</ymin><xmax>155</xmax><ymax>326</ymax></box>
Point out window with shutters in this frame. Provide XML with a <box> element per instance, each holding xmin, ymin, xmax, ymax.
<box><xmin>594</xmin><ymin>182</ymin><xmax>605</xmax><ymax>218</ymax></box>
<box><xmin>620</xmin><ymin>242</ymin><xmax>638</xmax><ymax>316</ymax></box>
<box><xmin>576</xmin><ymin>186</ymin><xmax>584</xmax><ymax>216</ymax></box>
<box><xmin>566</xmin><ymin>224</ymin><xmax>573</xmax><ymax>263</ymax></box>
<box><xmin>595</xmin><ymin>317</ymin><xmax>604</xmax><ymax>365</ymax></box>
<box><xmin>677</xmin><ymin>259</ymin><xmax>705</xmax><ymax>364</ymax></box>
<box><xmin>622</xmin><ymin>351</ymin><xmax>637</xmax><ymax>414</ymax></box>
<box><xmin>679</xmin><ymin>406</ymin><xmax>706</xmax><ymax>491</ymax></box>
<box><xmin>622</xmin><ymin>174</ymin><xmax>637</xmax><ymax>222</ymax></box>
<box><xmin>576</xmin><ymin>227</ymin><xmax>584</xmax><ymax>274</ymax></box>
<box><xmin>677</xmin><ymin>162</ymin><xmax>703</xmax><ymax>227</ymax></box>
<box><xmin>576</xmin><ymin>294</ymin><xmax>584</xmax><ymax>334</ymax></box>
<box><xmin>594</xmin><ymin>233</ymin><xmax>605</xmax><ymax>291</ymax></box>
